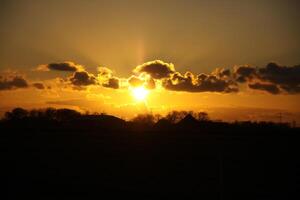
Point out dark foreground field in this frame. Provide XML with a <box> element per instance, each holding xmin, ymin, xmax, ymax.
<box><xmin>2</xmin><ymin>116</ymin><xmax>300</xmax><ymax>199</ymax></box>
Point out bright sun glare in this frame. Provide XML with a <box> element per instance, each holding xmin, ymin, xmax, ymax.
<box><xmin>131</xmin><ymin>87</ymin><xmax>149</xmax><ymax>101</ymax></box>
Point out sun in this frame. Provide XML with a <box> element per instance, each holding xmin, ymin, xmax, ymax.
<box><xmin>131</xmin><ymin>87</ymin><xmax>149</xmax><ymax>101</ymax></box>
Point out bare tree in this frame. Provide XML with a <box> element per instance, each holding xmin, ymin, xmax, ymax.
<box><xmin>165</xmin><ymin>111</ymin><xmax>195</xmax><ymax>123</ymax></box>
<box><xmin>196</xmin><ymin>112</ymin><xmax>209</xmax><ymax>121</ymax></box>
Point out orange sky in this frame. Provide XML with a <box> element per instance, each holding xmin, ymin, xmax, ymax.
<box><xmin>0</xmin><ymin>60</ymin><xmax>299</xmax><ymax>124</ymax></box>
<box><xmin>0</xmin><ymin>1</ymin><xmax>299</xmax><ymax>124</ymax></box>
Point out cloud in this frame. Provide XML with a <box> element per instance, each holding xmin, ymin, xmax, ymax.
<box><xmin>163</xmin><ymin>71</ymin><xmax>238</xmax><ymax>93</ymax></box>
<box><xmin>70</xmin><ymin>71</ymin><xmax>97</xmax><ymax>86</ymax></box>
<box><xmin>127</xmin><ymin>75</ymin><xmax>156</xmax><ymax>89</ymax></box>
<box><xmin>133</xmin><ymin>60</ymin><xmax>175</xmax><ymax>79</ymax></box>
<box><xmin>248</xmin><ymin>82</ymin><xmax>280</xmax><ymax>94</ymax></box>
<box><xmin>97</xmin><ymin>67</ymin><xmax>113</xmax><ymax>78</ymax></box>
<box><xmin>258</xmin><ymin>63</ymin><xmax>300</xmax><ymax>94</ymax></box>
<box><xmin>32</xmin><ymin>82</ymin><xmax>45</xmax><ymax>90</ymax></box>
<box><xmin>102</xmin><ymin>77</ymin><xmax>119</xmax><ymax>89</ymax></box>
<box><xmin>144</xmin><ymin>77</ymin><xmax>156</xmax><ymax>89</ymax></box>
<box><xmin>133</xmin><ymin>61</ymin><xmax>237</xmax><ymax>93</ymax></box>
<box><xmin>37</xmin><ymin>61</ymin><xmax>84</xmax><ymax>72</ymax></box>
<box><xmin>130</xmin><ymin>61</ymin><xmax>300</xmax><ymax>94</ymax></box>
<box><xmin>0</xmin><ymin>75</ymin><xmax>29</xmax><ymax>90</ymax></box>
<box><xmin>234</xmin><ymin>65</ymin><xmax>256</xmax><ymax>83</ymax></box>
<box><xmin>212</xmin><ymin>68</ymin><xmax>231</xmax><ymax>78</ymax></box>
<box><xmin>128</xmin><ymin>76</ymin><xmax>144</xmax><ymax>87</ymax></box>
<box><xmin>13</xmin><ymin>60</ymin><xmax>300</xmax><ymax>95</ymax></box>
<box><xmin>97</xmin><ymin>67</ymin><xmax>121</xmax><ymax>89</ymax></box>
<box><xmin>234</xmin><ymin>62</ymin><xmax>300</xmax><ymax>94</ymax></box>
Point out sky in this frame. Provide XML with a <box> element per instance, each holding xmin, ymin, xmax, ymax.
<box><xmin>0</xmin><ymin>0</ymin><xmax>300</xmax><ymax>123</ymax></box>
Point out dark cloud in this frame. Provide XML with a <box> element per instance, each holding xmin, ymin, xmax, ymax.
<box><xmin>133</xmin><ymin>61</ymin><xmax>237</xmax><ymax>93</ymax></box>
<box><xmin>248</xmin><ymin>82</ymin><xmax>280</xmax><ymax>94</ymax></box>
<box><xmin>163</xmin><ymin>71</ymin><xmax>238</xmax><ymax>93</ymax></box>
<box><xmin>234</xmin><ymin>65</ymin><xmax>256</xmax><ymax>83</ymax></box>
<box><xmin>97</xmin><ymin>67</ymin><xmax>121</xmax><ymax>89</ymax></box>
<box><xmin>212</xmin><ymin>68</ymin><xmax>231</xmax><ymax>78</ymax></box>
<box><xmin>32</xmin><ymin>82</ymin><xmax>45</xmax><ymax>90</ymax></box>
<box><xmin>102</xmin><ymin>77</ymin><xmax>119</xmax><ymax>89</ymax></box>
<box><xmin>70</xmin><ymin>71</ymin><xmax>97</xmax><ymax>86</ymax></box>
<box><xmin>13</xmin><ymin>60</ymin><xmax>300</xmax><ymax>95</ymax></box>
<box><xmin>0</xmin><ymin>75</ymin><xmax>29</xmax><ymax>90</ymax></box>
<box><xmin>258</xmin><ymin>63</ymin><xmax>300</xmax><ymax>94</ymax></box>
<box><xmin>133</xmin><ymin>60</ymin><xmax>175</xmax><ymax>79</ymax></box>
<box><xmin>234</xmin><ymin>62</ymin><xmax>300</xmax><ymax>94</ymax></box>
<box><xmin>41</xmin><ymin>61</ymin><xmax>83</xmax><ymax>72</ymax></box>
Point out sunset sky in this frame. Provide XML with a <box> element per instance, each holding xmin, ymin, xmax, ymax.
<box><xmin>0</xmin><ymin>0</ymin><xmax>299</xmax><ymax>123</ymax></box>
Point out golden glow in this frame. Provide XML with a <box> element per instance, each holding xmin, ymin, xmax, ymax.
<box><xmin>131</xmin><ymin>87</ymin><xmax>149</xmax><ymax>101</ymax></box>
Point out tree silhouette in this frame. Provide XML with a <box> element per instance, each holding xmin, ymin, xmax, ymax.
<box><xmin>5</xmin><ymin>107</ymin><xmax>28</xmax><ymax>120</ymax></box>
<box><xmin>165</xmin><ymin>110</ymin><xmax>201</xmax><ymax>123</ymax></box>
<box><xmin>196</xmin><ymin>112</ymin><xmax>209</xmax><ymax>121</ymax></box>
